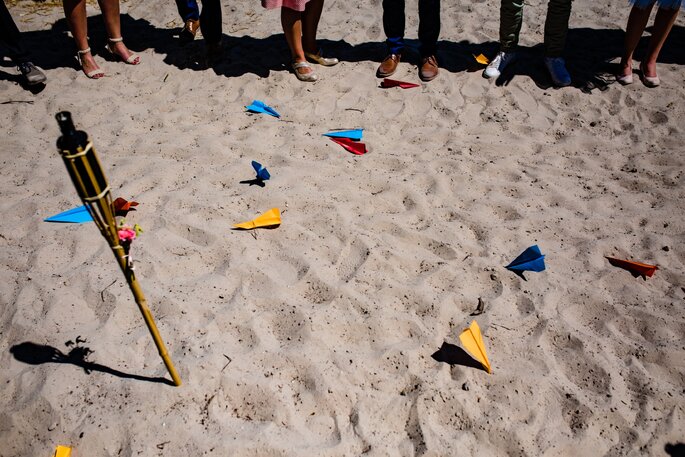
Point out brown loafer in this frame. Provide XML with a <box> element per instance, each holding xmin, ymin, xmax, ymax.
<box><xmin>376</xmin><ymin>53</ymin><xmax>401</xmax><ymax>78</ymax></box>
<box><xmin>419</xmin><ymin>55</ymin><xmax>439</xmax><ymax>82</ymax></box>
<box><xmin>179</xmin><ymin>19</ymin><xmax>200</xmax><ymax>45</ymax></box>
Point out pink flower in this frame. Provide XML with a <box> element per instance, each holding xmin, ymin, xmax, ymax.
<box><xmin>118</xmin><ymin>227</ymin><xmax>137</xmax><ymax>242</ymax></box>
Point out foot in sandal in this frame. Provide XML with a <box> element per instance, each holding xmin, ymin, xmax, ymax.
<box><xmin>105</xmin><ymin>37</ymin><xmax>140</xmax><ymax>65</ymax></box>
<box><xmin>76</xmin><ymin>48</ymin><xmax>104</xmax><ymax>79</ymax></box>
<box><xmin>292</xmin><ymin>60</ymin><xmax>318</xmax><ymax>82</ymax></box>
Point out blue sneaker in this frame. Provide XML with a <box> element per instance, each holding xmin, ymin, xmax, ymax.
<box><xmin>544</xmin><ymin>57</ymin><xmax>571</xmax><ymax>87</ymax></box>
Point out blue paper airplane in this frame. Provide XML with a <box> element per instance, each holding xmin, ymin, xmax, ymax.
<box><xmin>44</xmin><ymin>205</ymin><xmax>93</xmax><ymax>223</ymax></box>
<box><xmin>505</xmin><ymin>245</ymin><xmax>545</xmax><ymax>279</ymax></box>
<box><xmin>251</xmin><ymin>161</ymin><xmax>271</xmax><ymax>181</ymax></box>
<box><xmin>245</xmin><ymin>100</ymin><xmax>280</xmax><ymax>118</ymax></box>
<box><xmin>322</xmin><ymin>129</ymin><xmax>363</xmax><ymax>141</ymax></box>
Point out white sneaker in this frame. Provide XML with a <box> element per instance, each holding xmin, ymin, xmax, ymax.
<box><xmin>544</xmin><ymin>57</ymin><xmax>571</xmax><ymax>87</ymax></box>
<box><xmin>483</xmin><ymin>51</ymin><xmax>516</xmax><ymax>79</ymax></box>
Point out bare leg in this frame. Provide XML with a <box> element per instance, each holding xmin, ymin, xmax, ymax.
<box><xmin>302</xmin><ymin>0</ymin><xmax>324</xmax><ymax>54</ymax></box>
<box><xmin>642</xmin><ymin>6</ymin><xmax>679</xmax><ymax>77</ymax></box>
<box><xmin>619</xmin><ymin>4</ymin><xmax>652</xmax><ymax>77</ymax></box>
<box><xmin>63</xmin><ymin>0</ymin><xmax>102</xmax><ymax>76</ymax></box>
<box><xmin>98</xmin><ymin>0</ymin><xmax>138</xmax><ymax>63</ymax></box>
<box><xmin>281</xmin><ymin>7</ymin><xmax>313</xmax><ymax>76</ymax></box>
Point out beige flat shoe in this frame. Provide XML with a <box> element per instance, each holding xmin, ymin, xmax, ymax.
<box><xmin>305</xmin><ymin>49</ymin><xmax>339</xmax><ymax>66</ymax></box>
<box><xmin>292</xmin><ymin>61</ymin><xmax>318</xmax><ymax>82</ymax></box>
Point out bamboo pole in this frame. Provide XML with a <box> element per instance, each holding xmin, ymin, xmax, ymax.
<box><xmin>55</xmin><ymin>112</ymin><xmax>181</xmax><ymax>386</ymax></box>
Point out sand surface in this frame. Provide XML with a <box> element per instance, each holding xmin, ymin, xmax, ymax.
<box><xmin>1</xmin><ymin>0</ymin><xmax>684</xmax><ymax>455</ymax></box>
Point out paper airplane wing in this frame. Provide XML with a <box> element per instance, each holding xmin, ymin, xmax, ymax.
<box><xmin>506</xmin><ymin>245</ymin><xmax>545</xmax><ymax>272</ymax></box>
<box><xmin>44</xmin><ymin>205</ymin><xmax>93</xmax><ymax>223</ymax></box>
<box><xmin>330</xmin><ymin>137</ymin><xmax>367</xmax><ymax>155</ymax></box>
<box><xmin>112</xmin><ymin>197</ymin><xmax>139</xmax><ymax>217</ymax></box>
<box><xmin>474</xmin><ymin>53</ymin><xmax>490</xmax><ymax>65</ymax></box>
<box><xmin>322</xmin><ymin>129</ymin><xmax>363</xmax><ymax>141</ymax></box>
<box><xmin>251</xmin><ymin>161</ymin><xmax>271</xmax><ymax>180</ymax></box>
<box><xmin>606</xmin><ymin>257</ymin><xmax>658</xmax><ymax>278</ymax></box>
<box><xmin>459</xmin><ymin>320</ymin><xmax>491</xmax><ymax>373</ymax></box>
<box><xmin>246</xmin><ymin>100</ymin><xmax>280</xmax><ymax>118</ymax></box>
<box><xmin>234</xmin><ymin>208</ymin><xmax>281</xmax><ymax>230</ymax></box>
<box><xmin>54</xmin><ymin>446</ymin><xmax>72</xmax><ymax>457</ymax></box>
<box><xmin>381</xmin><ymin>78</ymin><xmax>419</xmax><ymax>89</ymax></box>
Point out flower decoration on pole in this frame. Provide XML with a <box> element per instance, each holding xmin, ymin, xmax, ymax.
<box><xmin>55</xmin><ymin>111</ymin><xmax>181</xmax><ymax>387</ymax></box>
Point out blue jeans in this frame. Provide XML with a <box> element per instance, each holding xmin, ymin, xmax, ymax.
<box><xmin>175</xmin><ymin>0</ymin><xmax>200</xmax><ymax>21</ymax></box>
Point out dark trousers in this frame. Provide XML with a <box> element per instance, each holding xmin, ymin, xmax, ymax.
<box><xmin>382</xmin><ymin>0</ymin><xmax>441</xmax><ymax>56</ymax></box>
<box><xmin>174</xmin><ymin>0</ymin><xmax>222</xmax><ymax>44</ymax></box>
<box><xmin>0</xmin><ymin>1</ymin><xmax>31</xmax><ymax>64</ymax></box>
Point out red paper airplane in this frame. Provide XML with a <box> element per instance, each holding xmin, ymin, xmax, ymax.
<box><xmin>380</xmin><ymin>78</ymin><xmax>420</xmax><ymax>89</ymax></box>
<box><xmin>606</xmin><ymin>256</ymin><xmax>658</xmax><ymax>279</ymax></box>
<box><xmin>330</xmin><ymin>137</ymin><xmax>367</xmax><ymax>155</ymax></box>
<box><xmin>113</xmin><ymin>197</ymin><xmax>139</xmax><ymax>217</ymax></box>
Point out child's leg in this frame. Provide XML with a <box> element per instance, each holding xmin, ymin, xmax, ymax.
<box><xmin>642</xmin><ymin>5</ymin><xmax>679</xmax><ymax>77</ymax></box>
<box><xmin>619</xmin><ymin>4</ymin><xmax>653</xmax><ymax>76</ymax></box>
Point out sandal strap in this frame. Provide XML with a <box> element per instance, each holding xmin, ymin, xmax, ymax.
<box><xmin>292</xmin><ymin>61</ymin><xmax>312</xmax><ymax>69</ymax></box>
<box><xmin>77</xmin><ymin>47</ymin><xmax>92</xmax><ymax>55</ymax></box>
<box><xmin>108</xmin><ymin>37</ymin><xmax>124</xmax><ymax>43</ymax></box>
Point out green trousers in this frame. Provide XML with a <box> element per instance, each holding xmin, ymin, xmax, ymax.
<box><xmin>499</xmin><ymin>0</ymin><xmax>573</xmax><ymax>57</ymax></box>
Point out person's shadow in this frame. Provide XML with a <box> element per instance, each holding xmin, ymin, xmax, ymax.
<box><xmin>10</xmin><ymin>340</ymin><xmax>174</xmax><ymax>385</ymax></box>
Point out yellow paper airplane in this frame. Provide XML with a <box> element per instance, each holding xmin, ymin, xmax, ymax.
<box><xmin>234</xmin><ymin>208</ymin><xmax>281</xmax><ymax>230</ymax></box>
<box><xmin>54</xmin><ymin>446</ymin><xmax>72</xmax><ymax>457</ymax></box>
<box><xmin>459</xmin><ymin>320</ymin><xmax>491</xmax><ymax>373</ymax></box>
<box><xmin>473</xmin><ymin>53</ymin><xmax>489</xmax><ymax>65</ymax></box>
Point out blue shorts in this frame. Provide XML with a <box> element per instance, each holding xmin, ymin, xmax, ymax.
<box><xmin>630</xmin><ymin>0</ymin><xmax>682</xmax><ymax>9</ymax></box>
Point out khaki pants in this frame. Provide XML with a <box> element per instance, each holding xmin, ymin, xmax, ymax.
<box><xmin>499</xmin><ymin>0</ymin><xmax>573</xmax><ymax>57</ymax></box>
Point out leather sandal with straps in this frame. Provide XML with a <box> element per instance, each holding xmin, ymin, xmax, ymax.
<box><xmin>291</xmin><ymin>61</ymin><xmax>318</xmax><ymax>82</ymax></box>
<box><xmin>76</xmin><ymin>48</ymin><xmax>105</xmax><ymax>79</ymax></box>
<box><xmin>105</xmin><ymin>37</ymin><xmax>140</xmax><ymax>65</ymax></box>
<box><xmin>304</xmin><ymin>49</ymin><xmax>339</xmax><ymax>66</ymax></box>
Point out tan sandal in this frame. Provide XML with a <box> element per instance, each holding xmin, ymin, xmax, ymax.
<box><xmin>105</xmin><ymin>37</ymin><xmax>140</xmax><ymax>65</ymax></box>
<box><xmin>292</xmin><ymin>61</ymin><xmax>318</xmax><ymax>82</ymax></box>
<box><xmin>76</xmin><ymin>48</ymin><xmax>105</xmax><ymax>79</ymax></box>
<box><xmin>304</xmin><ymin>49</ymin><xmax>339</xmax><ymax>66</ymax></box>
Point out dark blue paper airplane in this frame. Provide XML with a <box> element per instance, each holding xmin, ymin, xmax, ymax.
<box><xmin>44</xmin><ymin>205</ymin><xmax>93</xmax><ymax>223</ymax></box>
<box><xmin>505</xmin><ymin>245</ymin><xmax>545</xmax><ymax>279</ymax></box>
<box><xmin>322</xmin><ymin>129</ymin><xmax>363</xmax><ymax>141</ymax></box>
<box><xmin>245</xmin><ymin>100</ymin><xmax>280</xmax><ymax>118</ymax></box>
<box><xmin>251</xmin><ymin>161</ymin><xmax>271</xmax><ymax>181</ymax></box>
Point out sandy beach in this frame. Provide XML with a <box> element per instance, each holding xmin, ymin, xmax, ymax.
<box><xmin>1</xmin><ymin>0</ymin><xmax>684</xmax><ymax>455</ymax></box>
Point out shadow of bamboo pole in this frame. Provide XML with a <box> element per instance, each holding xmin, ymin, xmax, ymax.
<box><xmin>55</xmin><ymin>111</ymin><xmax>181</xmax><ymax>387</ymax></box>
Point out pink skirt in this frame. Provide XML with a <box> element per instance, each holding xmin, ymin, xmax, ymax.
<box><xmin>261</xmin><ymin>0</ymin><xmax>311</xmax><ymax>12</ymax></box>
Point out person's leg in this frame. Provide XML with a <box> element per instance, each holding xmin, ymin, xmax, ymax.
<box><xmin>176</xmin><ymin>0</ymin><xmax>200</xmax><ymax>21</ymax></box>
<box><xmin>282</xmin><ymin>6</ymin><xmax>315</xmax><ymax>78</ymax></box>
<box><xmin>200</xmin><ymin>0</ymin><xmax>223</xmax><ymax>46</ymax></box>
<box><xmin>619</xmin><ymin>5</ymin><xmax>653</xmax><ymax>77</ymax></box>
<box><xmin>642</xmin><ymin>5</ymin><xmax>679</xmax><ymax>77</ymax></box>
<box><xmin>418</xmin><ymin>0</ymin><xmax>440</xmax><ymax>57</ymax></box>
<box><xmin>0</xmin><ymin>1</ymin><xmax>31</xmax><ymax>64</ymax></box>
<box><xmin>543</xmin><ymin>0</ymin><xmax>572</xmax><ymax>57</ymax></box>
<box><xmin>499</xmin><ymin>0</ymin><xmax>524</xmax><ymax>52</ymax></box>
<box><xmin>98</xmin><ymin>0</ymin><xmax>139</xmax><ymax>63</ymax></box>
<box><xmin>302</xmin><ymin>0</ymin><xmax>323</xmax><ymax>54</ymax></box>
<box><xmin>63</xmin><ymin>0</ymin><xmax>103</xmax><ymax>77</ymax></box>
<box><xmin>382</xmin><ymin>0</ymin><xmax>405</xmax><ymax>54</ymax></box>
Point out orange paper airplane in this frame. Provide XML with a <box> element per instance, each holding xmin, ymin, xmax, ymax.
<box><xmin>459</xmin><ymin>320</ymin><xmax>491</xmax><ymax>373</ymax></box>
<box><xmin>473</xmin><ymin>53</ymin><xmax>489</xmax><ymax>65</ymax></box>
<box><xmin>606</xmin><ymin>256</ymin><xmax>657</xmax><ymax>279</ymax></box>
<box><xmin>234</xmin><ymin>208</ymin><xmax>281</xmax><ymax>230</ymax></box>
<box><xmin>113</xmin><ymin>197</ymin><xmax>139</xmax><ymax>217</ymax></box>
<box><xmin>54</xmin><ymin>446</ymin><xmax>72</xmax><ymax>457</ymax></box>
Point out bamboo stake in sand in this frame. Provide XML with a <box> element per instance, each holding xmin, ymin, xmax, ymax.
<box><xmin>55</xmin><ymin>111</ymin><xmax>181</xmax><ymax>387</ymax></box>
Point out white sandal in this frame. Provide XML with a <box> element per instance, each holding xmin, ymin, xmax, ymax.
<box><xmin>105</xmin><ymin>37</ymin><xmax>140</xmax><ymax>65</ymax></box>
<box><xmin>291</xmin><ymin>61</ymin><xmax>318</xmax><ymax>82</ymax></box>
<box><xmin>76</xmin><ymin>48</ymin><xmax>105</xmax><ymax>79</ymax></box>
